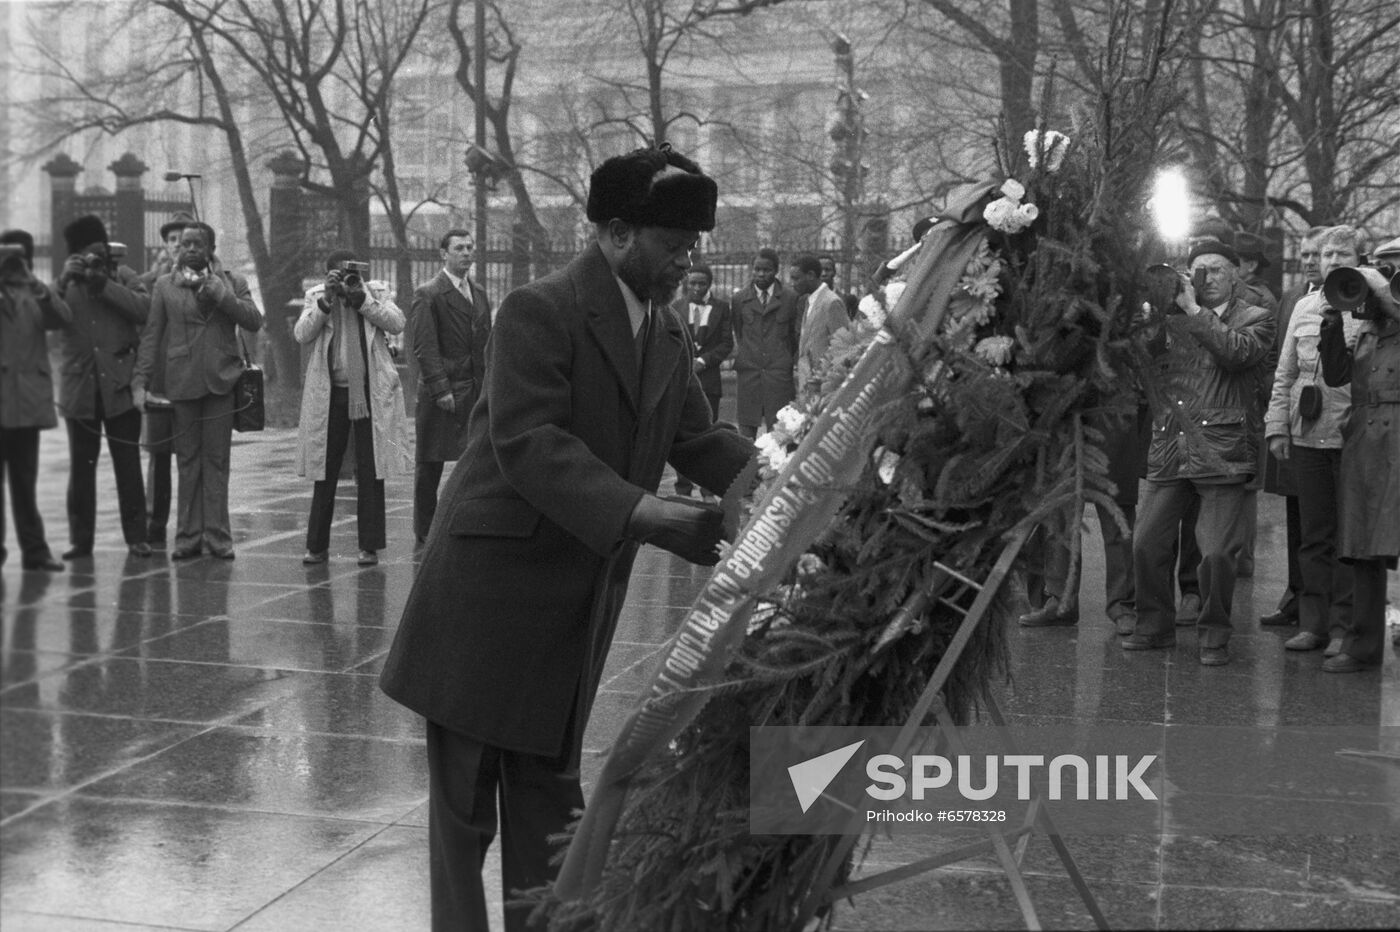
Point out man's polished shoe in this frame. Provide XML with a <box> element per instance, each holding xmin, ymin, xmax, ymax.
<box><xmin>1259</xmin><ymin>608</ymin><xmax>1298</xmax><ymax>626</ymax></box>
<box><xmin>1121</xmin><ymin>632</ymin><xmax>1176</xmax><ymax>651</ymax></box>
<box><xmin>1200</xmin><ymin>645</ymin><xmax>1231</xmax><ymax>666</ymax></box>
<box><xmin>1322</xmin><ymin>653</ymin><xmax>1375</xmax><ymax>674</ymax></box>
<box><xmin>1325</xmin><ymin>638</ymin><xmax>1344</xmax><ymax>658</ymax></box>
<box><xmin>1017</xmin><ymin>597</ymin><xmax>1079</xmax><ymax>627</ymax></box>
<box><xmin>303</xmin><ymin>550</ymin><xmax>328</xmax><ymax>565</ymax></box>
<box><xmin>22</xmin><ymin>557</ymin><xmax>64</xmax><ymax>572</ymax></box>
<box><xmin>128</xmin><ymin>542</ymin><xmax>152</xmax><ymax>558</ymax></box>
<box><xmin>1175</xmin><ymin>593</ymin><xmax>1202</xmax><ymax>626</ymax></box>
<box><xmin>1111</xmin><ymin>611</ymin><xmax>1139</xmax><ymax>637</ymax></box>
<box><xmin>61</xmin><ymin>546</ymin><xmax>92</xmax><ymax>560</ymax></box>
<box><xmin>1284</xmin><ymin>632</ymin><xmax>1326</xmax><ymax>651</ymax></box>
<box><xmin>170</xmin><ymin>547</ymin><xmax>202</xmax><ymax>561</ymax></box>
<box><xmin>357</xmin><ymin>550</ymin><xmax>378</xmax><ymax>566</ymax></box>
<box><xmin>210</xmin><ymin>549</ymin><xmax>235</xmax><ymax>560</ymax></box>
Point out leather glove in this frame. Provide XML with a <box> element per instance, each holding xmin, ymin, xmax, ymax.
<box><xmin>626</xmin><ymin>493</ymin><xmax>727</xmax><ymax>565</ymax></box>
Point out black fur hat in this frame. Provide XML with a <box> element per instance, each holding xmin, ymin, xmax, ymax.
<box><xmin>63</xmin><ymin>214</ymin><xmax>108</xmax><ymax>255</ymax></box>
<box><xmin>586</xmin><ymin>145</ymin><xmax>717</xmax><ymax>232</ymax></box>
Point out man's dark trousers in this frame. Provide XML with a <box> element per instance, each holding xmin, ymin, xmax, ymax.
<box><xmin>1</xmin><ymin>427</ymin><xmax>53</xmax><ymax>566</ymax></box>
<box><xmin>64</xmin><ymin>395</ymin><xmax>147</xmax><ymax>549</ymax></box>
<box><xmin>306</xmin><ymin>386</ymin><xmax>385</xmax><ymax>553</ymax></box>
<box><xmin>427</xmin><ymin>721</ymin><xmax>583</xmax><ymax>932</ymax></box>
<box><xmin>1133</xmin><ymin>478</ymin><xmax>1250</xmax><ymax>647</ymax></box>
<box><xmin>415</xmin><ymin>460</ymin><xmax>448</xmax><ymax>542</ymax></box>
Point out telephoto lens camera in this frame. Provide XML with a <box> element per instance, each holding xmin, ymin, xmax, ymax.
<box><xmin>1322</xmin><ymin>264</ymin><xmax>1399</xmax><ymax>321</ymax></box>
<box><xmin>0</xmin><ymin>243</ymin><xmax>26</xmax><ymax>263</ymax></box>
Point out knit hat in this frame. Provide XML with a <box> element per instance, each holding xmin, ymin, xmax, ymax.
<box><xmin>1233</xmin><ymin>231</ymin><xmax>1271</xmax><ymax>269</ymax></box>
<box><xmin>586</xmin><ymin>146</ymin><xmax>717</xmax><ymax>231</ymax></box>
<box><xmin>1187</xmin><ymin>239</ymin><xmax>1239</xmax><ymax>267</ymax></box>
<box><xmin>159</xmin><ymin>210</ymin><xmax>197</xmax><ymax>239</ymax></box>
<box><xmin>63</xmin><ymin>214</ymin><xmax>108</xmax><ymax>255</ymax></box>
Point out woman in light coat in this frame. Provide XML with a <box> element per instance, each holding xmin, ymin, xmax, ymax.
<box><xmin>1264</xmin><ymin>225</ymin><xmax>1365</xmax><ymax>660</ymax></box>
<box><xmin>295</xmin><ymin>251</ymin><xmax>410</xmax><ymax>566</ymax></box>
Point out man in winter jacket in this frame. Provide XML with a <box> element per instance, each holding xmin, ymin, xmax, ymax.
<box><xmin>0</xmin><ymin>230</ymin><xmax>71</xmax><ymax>571</ymax></box>
<box><xmin>1123</xmin><ymin>239</ymin><xmax>1275</xmax><ymax>666</ymax></box>
<box><xmin>52</xmin><ymin>214</ymin><xmax>151</xmax><ymax>559</ymax></box>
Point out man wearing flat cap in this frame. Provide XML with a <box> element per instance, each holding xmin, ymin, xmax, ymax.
<box><xmin>52</xmin><ymin>213</ymin><xmax>152</xmax><ymax>559</ymax></box>
<box><xmin>1124</xmin><ymin>238</ymin><xmax>1274</xmax><ymax>666</ymax></box>
<box><xmin>380</xmin><ymin>144</ymin><xmax>754</xmax><ymax>931</ymax></box>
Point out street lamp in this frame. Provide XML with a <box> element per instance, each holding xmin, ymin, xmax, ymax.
<box><xmin>163</xmin><ymin>171</ymin><xmax>203</xmax><ymax>220</ymax></box>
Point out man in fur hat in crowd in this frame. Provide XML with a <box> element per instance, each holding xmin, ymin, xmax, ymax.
<box><xmin>52</xmin><ymin>214</ymin><xmax>152</xmax><ymax>559</ymax></box>
<box><xmin>380</xmin><ymin>144</ymin><xmax>754</xmax><ymax>931</ymax></box>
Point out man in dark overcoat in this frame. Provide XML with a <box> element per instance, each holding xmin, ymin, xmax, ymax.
<box><xmin>731</xmin><ymin>247</ymin><xmax>800</xmax><ymax>437</ymax></box>
<box><xmin>668</xmin><ymin>261</ymin><xmax>732</xmax><ymax>497</ymax></box>
<box><xmin>379</xmin><ymin>145</ymin><xmax>754</xmax><ymax>932</ymax></box>
<box><xmin>409</xmin><ymin>228</ymin><xmax>493</xmax><ymax>543</ymax></box>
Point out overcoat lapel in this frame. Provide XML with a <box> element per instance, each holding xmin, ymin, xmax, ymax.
<box><xmin>639</xmin><ymin>307</ymin><xmax>684</xmax><ymax>422</ymax></box>
<box><xmin>579</xmin><ymin>248</ymin><xmax>640</xmax><ymax>413</ymax></box>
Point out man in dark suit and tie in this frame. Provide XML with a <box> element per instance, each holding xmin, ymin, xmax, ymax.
<box><xmin>380</xmin><ymin>145</ymin><xmax>753</xmax><ymax>931</ymax></box>
<box><xmin>670</xmin><ymin>262</ymin><xmax>732</xmax><ymax>497</ymax></box>
<box><xmin>409</xmin><ymin>228</ymin><xmax>494</xmax><ymax>544</ymax></box>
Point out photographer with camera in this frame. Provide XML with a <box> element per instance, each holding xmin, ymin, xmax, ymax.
<box><xmin>52</xmin><ymin>215</ymin><xmax>152</xmax><ymax>560</ymax></box>
<box><xmin>1125</xmin><ymin>239</ymin><xmax>1275</xmax><ymax>666</ymax></box>
<box><xmin>1</xmin><ymin>230</ymin><xmax>72</xmax><ymax>572</ymax></box>
<box><xmin>136</xmin><ymin>211</ymin><xmax>197</xmax><ymax>549</ymax></box>
<box><xmin>1314</xmin><ymin>232</ymin><xmax>1400</xmax><ymax>673</ymax></box>
<box><xmin>295</xmin><ymin>251</ymin><xmax>410</xmax><ymax>567</ymax></box>
<box><xmin>1264</xmin><ymin>225</ymin><xmax>1365</xmax><ymax>664</ymax></box>
<box><xmin>132</xmin><ymin>222</ymin><xmax>263</xmax><ymax>560</ymax></box>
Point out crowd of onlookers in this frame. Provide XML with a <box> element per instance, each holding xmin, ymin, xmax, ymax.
<box><xmin>1016</xmin><ymin>225</ymin><xmax>1400</xmax><ymax>674</ymax></box>
<box><xmin>3</xmin><ymin>210</ymin><xmax>1397</xmax><ymax>676</ymax></box>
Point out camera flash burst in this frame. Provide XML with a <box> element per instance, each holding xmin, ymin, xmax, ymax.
<box><xmin>1151</xmin><ymin>167</ymin><xmax>1191</xmax><ymax>244</ymax></box>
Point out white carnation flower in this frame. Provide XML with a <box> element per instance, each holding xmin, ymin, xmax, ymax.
<box><xmin>857</xmin><ymin>292</ymin><xmax>887</xmax><ymax>329</ymax></box>
<box><xmin>775</xmin><ymin>404</ymin><xmax>808</xmax><ymax>436</ymax></box>
<box><xmin>1024</xmin><ymin>129</ymin><xmax>1070</xmax><ymax>172</ymax></box>
<box><xmin>1016</xmin><ymin>202</ymin><xmax>1039</xmax><ymax>224</ymax></box>
<box><xmin>999</xmin><ymin>178</ymin><xmax>1026</xmax><ymax>201</ymax></box>
<box><xmin>983</xmin><ymin>198</ymin><xmax>1014</xmax><ymax>231</ymax></box>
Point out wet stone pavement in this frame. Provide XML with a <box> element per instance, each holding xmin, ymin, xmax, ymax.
<box><xmin>2</xmin><ymin>424</ymin><xmax>1398</xmax><ymax>931</ymax></box>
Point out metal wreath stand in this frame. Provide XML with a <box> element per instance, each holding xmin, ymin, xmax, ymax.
<box><xmin>795</xmin><ymin>526</ymin><xmax>1109</xmax><ymax>932</ymax></box>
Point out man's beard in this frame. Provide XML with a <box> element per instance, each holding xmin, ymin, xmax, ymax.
<box><xmin>618</xmin><ymin>245</ymin><xmax>678</xmax><ymax>305</ymax></box>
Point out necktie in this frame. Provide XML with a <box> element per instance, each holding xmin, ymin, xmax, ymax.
<box><xmin>759</xmin><ymin>289</ymin><xmax>770</xmax><ymax>306</ymax></box>
<box><xmin>634</xmin><ymin>308</ymin><xmax>649</xmax><ymax>368</ymax></box>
